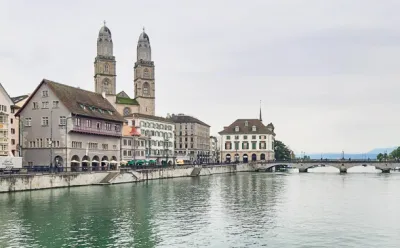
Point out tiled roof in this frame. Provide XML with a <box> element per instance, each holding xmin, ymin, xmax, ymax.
<box><xmin>168</xmin><ymin>114</ymin><xmax>210</xmax><ymax>127</ymax></box>
<box><xmin>218</xmin><ymin>119</ymin><xmax>275</xmax><ymax>135</ymax></box>
<box><xmin>116</xmin><ymin>96</ymin><xmax>139</xmax><ymax>105</ymax></box>
<box><xmin>16</xmin><ymin>79</ymin><xmax>124</xmax><ymax>123</ymax></box>
<box><xmin>130</xmin><ymin>113</ymin><xmax>174</xmax><ymax>123</ymax></box>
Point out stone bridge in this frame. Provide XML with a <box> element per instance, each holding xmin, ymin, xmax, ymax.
<box><xmin>253</xmin><ymin>160</ymin><xmax>400</xmax><ymax>173</ymax></box>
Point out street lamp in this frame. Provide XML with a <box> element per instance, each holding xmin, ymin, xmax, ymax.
<box><xmin>65</xmin><ymin>115</ymin><xmax>74</xmax><ymax>172</ymax></box>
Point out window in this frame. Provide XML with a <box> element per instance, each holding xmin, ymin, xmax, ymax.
<box><xmin>260</xmin><ymin>142</ymin><xmax>266</xmax><ymax>149</ymax></box>
<box><xmin>235</xmin><ymin>142</ymin><xmax>239</xmax><ymax>150</ymax></box>
<box><xmin>86</xmin><ymin>120</ymin><xmax>91</xmax><ymax>127</ymax></box>
<box><xmin>89</xmin><ymin>142</ymin><xmax>98</xmax><ymax>149</ymax></box>
<box><xmin>128</xmin><ymin>140</ymin><xmax>132</xmax><ymax>146</ymax></box>
<box><xmin>226</xmin><ymin>136</ymin><xmax>231</xmax><ymax>140</ymax></box>
<box><xmin>143</xmin><ymin>82</ymin><xmax>149</xmax><ymax>95</ymax></box>
<box><xmin>235</xmin><ymin>126</ymin><xmax>239</xmax><ymax>132</ymax></box>
<box><xmin>10</xmin><ymin>118</ymin><xmax>13</xmax><ymax>124</ymax></box>
<box><xmin>11</xmin><ymin>139</ymin><xmax>15</xmax><ymax>145</ymax></box>
<box><xmin>128</xmin><ymin>150</ymin><xmax>132</xmax><ymax>156</ymax></box>
<box><xmin>123</xmin><ymin>139</ymin><xmax>127</xmax><ymax>146</ymax></box>
<box><xmin>252</xmin><ymin>126</ymin><xmax>257</xmax><ymax>131</ymax></box>
<box><xmin>11</xmin><ymin>128</ymin><xmax>15</xmax><ymax>134</ymax></box>
<box><xmin>252</xmin><ymin>135</ymin><xmax>256</xmax><ymax>139</ymax></box>
<box><xmin>59</xmin><ymin>116</ymin><xmax>66</xmax><ymax>125</ymax></box>
<box><xmin>115</xmin><ymin>125</ymin><xmax>120</xmax><ymax>132</ymax></box>
<box><xmin>113</xmin><ymin>145</ymin><xmax>117</xmax><ymax>150</ymax></box>
<box><xmin>252</xmin><ymin>142</ymin><xmax>257</xmax><ymax>149</ymax></box>
<box><xmin>53</xmin><ymin>100</ymin><xmax>59</xmax><ymax>108</ymax></box>
<box><xmin>245</xmin><ymin>121</ymin><xmax>248</xmax><ymax>126</ymax></box>
<box><xmin>96</xmin><ymin>122</ymin><xmax>101</xmax><ymax>129</ymax></box>
<box><xmin>25</xmin><ymin>118</ymin><xmax>32</xmax><ymax>127</ymax></box>
<box><xmin>104</xmin><ymin>64</ymin><xmax>109</xmax><ymax>73</ymax></box>
<box><xmin>123</xmin><ymin>107</ymin><xmax>130</xmax><ymax>116</ymax></box>
<box><xmin>235</xmin><ymin>135</ymin><xmax>239</xmax><ymax>140</ymax></box>
<box><xmin>143</xmin><ymin>68</ymin><xmax>149</xmax><ymax>78</ymax></box>
<box><xmin>72</xmin><ymin>141</ymin><xmax>82</xmax><ymax>148</ymax></box>
<box><xmin>11</xmin><ymin>108</ymin><xmax>14</xmax><ymax>114</ymax></box>
<box><xmin>105</xmin><ymin>123</ymin><xmax>112</xmax><ymax>131</ymax></box>
<box><xmin>41</xmin><ymin>117</ymin><xmax>49</xmax><ymax>126</ymax></box>
<box><xmin>242</xmin><ymin>142</ymin><xmax>249</xmax><ymax>149</ymax></box>
<box><xmin>243</xmin><ymin>135</ymin><xmax>248</xmax><ymax>140</ymax></box>
<box><xmin>75</xmin><ymin>118</ymin><xmax>81</xmax><ymax>126</ymax></box>
<box><xmin>42</xmin><ymin>101</ymin><xmax>49</xmax><ymax>108</ymax></box>
<box><xmin>33</xmin><ymin>102</ymin><xmax>39</xmax><ymax>109</ymax></box>
<box><xmin>42</xmin><ymin>90</ymin><xmax>48</xmax><ymax>97</ymax></box>
<box><xmin>123</xmin><ymin>150</ymin><xmax>127</xmax><ymax>156</ymax></box>
<box><xmin>102</xmin><ymin>144</ymin><xmax>108</xmax><ymax>150</ymax></box>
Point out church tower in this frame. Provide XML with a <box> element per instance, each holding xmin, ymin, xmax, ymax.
<box><xmin>94</xmin><ymin>21</ymin><xmax>116</xmax><ymax>95</ymax></box>
<box><xmin>134</xmin><ymin>28</ymin><xmax>155</xmax><ymax>115</ymax></box>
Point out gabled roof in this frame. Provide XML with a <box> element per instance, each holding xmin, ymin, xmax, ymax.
<box><xmin>168</xmin><ymin>114</ymin><xmax>210</xmax><ymax>127</ymax></box>
<box><xmin>11</xmin><ymin>94</ymin><xmax>29</xmax><ymax>104</ymax></box>
<box><xmin>16</xmin><ymin>79</ymin><xmax>124</xmax><ymax>123</ymax></box>
<box><xmin>117</xmin><ymin>91</ymin><xmax>130</xmax><ymax>98</ymax></box>
<box><xmin>218</xmin><ymin>119</ymin><xmax>275</xmax><ymax>135</ymax></box>
<box><xmin>0</xmin><ymin>83</ymin><xmax>14</xmax><ymax>105</ymax></box>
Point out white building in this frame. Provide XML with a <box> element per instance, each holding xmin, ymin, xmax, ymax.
<box><xmin>209</xmin><ymin>136</ymin><xmax>219</xmax><ymax>163</ymax></box>
<box><xmin>219</xmin><ymin>117</ymin><xmax>275</xmax><ymax>163</ymax></box>
<box><xmin>0</xmin><ymin>83</ymin><xmax>16</xmax><ymax>156</ymax></box>
<box><xmin>124</xmin><ymin>113</ymin><xmax>175</xmax><ymax>164</ymax></box>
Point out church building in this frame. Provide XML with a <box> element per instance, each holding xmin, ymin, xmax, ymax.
<box><xmin>94</xmin><ymin>23</ymin><xmax>155</xmax><ymax>117</ymax></box>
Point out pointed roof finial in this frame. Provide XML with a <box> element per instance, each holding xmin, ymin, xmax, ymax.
<box><xmin>259</xmin><ymin>100</ymin><xmax>263</xmax><ymax>122</ymax></box>
<box><xmin>103</xmin><ymin>20</ymin><xmax>106</xmax><ymax>26</ymax></box>
<box><xmin>143</xmin><ymin>26</ymin><xmax>145</xmax><ymax>33</ymax></box>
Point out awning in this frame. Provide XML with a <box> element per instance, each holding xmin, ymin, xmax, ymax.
<box><xmin>243</xmin><ymin>155</ymin><xmax>248</xmax><ymax>158</ymax></box>
<box><xmin>71</xmin><ymin>160</ymin><xmax>80</xmax><ymax>163</ymax></box>
<box><xmin>92</xmin><ymin>160</ymin><xmax>99</xmax><ymax>163</ymax></box>
<box><xmin>226</xmin><ymin>154</ymin><xmax>231</xmax><ymax>158</ymax></box>
<box><xmin>82</xmin><ymin>160</ymin><xmax>90</xmax><ymax>163</ymax></box>
<box><xmin>110</xmin><ymin>160</ymin><xmax>117</xmax><ymax>164</ymax></box>
<box><xmin>102</xmin><ymin>160</ymin><xmax>109</xmax><ymax>163</ymax></box>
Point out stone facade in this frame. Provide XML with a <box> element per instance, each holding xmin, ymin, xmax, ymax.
<box><xmin>94</xmin><ymin>24</ymin><xmax>116</xmax><ymax>95</ymax></box>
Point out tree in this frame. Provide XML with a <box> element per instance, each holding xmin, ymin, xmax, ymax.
<box><xmin>274</xmin><ymin>140</ymin><xmax>292</xmax><ymax>161</ymax></box>
<box><xmin>377</xmin><ymin>153</ymin><xmax>383</xmax><ymax>161</ymax></box>
<box><xmin>390</xmin><ymin>147</ymin><xmax>400</xmax><ymax>160</ymax></box>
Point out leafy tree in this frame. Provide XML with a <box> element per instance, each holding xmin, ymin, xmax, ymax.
<box><xmin>390</xmin><ymin>147</ymin><xmax>400</xmax><ymax>160</ymax></box>
<box><xmin>274</xmin><ymin>140</ymin><xmax>292</xmax><ymax>160</ymax></box>
<box><xmin>377</xmin><ymin>153</ymin><xmax>383</xmax><ymax>161</ymax></box>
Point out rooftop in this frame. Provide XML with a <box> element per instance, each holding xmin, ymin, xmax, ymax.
<box><xmin>168</xmin><ymin>114</ymin><xmax>210</xmax><ymax>127</ymax></box>
<box><xmin>218</xmin><ymin>119</ymin><xmax>275</xmax><ymax>135</ymax></box>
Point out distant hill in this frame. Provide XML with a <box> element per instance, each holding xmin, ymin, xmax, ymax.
<box><xmin>298</xmin><ymin>147</ymin><xmax>397</xmax><ymax>160</ymax></box>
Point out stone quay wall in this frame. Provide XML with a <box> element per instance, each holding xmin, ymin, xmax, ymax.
<box><xmin>0</xmin><ymin>164</ymin><xmax>255</xmax><ymax>193</ymax></box>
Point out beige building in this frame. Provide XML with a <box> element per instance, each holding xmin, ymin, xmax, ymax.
<box><xmin>219</xmin><ymin>116</ymin><xmax>275</xmax><ymax>163</ymax></box>
<box><xmin>94</xmin><ymin>23</ymin><xmax>155</xmax><ymax>118</ymax></box>
<box><xmin>0</xmin><ymin>84</ymin><xmax>15</xmax><ymax>156</ymax></box>
<box><xmin>10</xmin><ymin>94</ymin><xmax>29</xmax><ymax>156</ymax></box>
<box><xmin>121</xmin><ymin>123</ymin><xmax>146</xmax><ymax>163</ymax></box>
<box><xmin>169</xmin><ymin>114</ymin><xmax>210</xmax><ymax>163</ymax></box>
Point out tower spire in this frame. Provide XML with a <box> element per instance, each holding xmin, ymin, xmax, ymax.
<box><xmin>259</xmin><ymin>100</ymin><xmax>262</xmax><ymax>122</ymax></box>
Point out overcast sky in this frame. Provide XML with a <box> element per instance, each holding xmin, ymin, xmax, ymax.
<box><xmin>1</xmin><ymin>0</ymin><xmax>400</xmax><ymax>153</ymax></box>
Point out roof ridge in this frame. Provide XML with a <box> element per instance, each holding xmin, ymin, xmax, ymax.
<box><xmin>44</xmin><ymin>79</ymin><xmax>97</xmax><ymax>95</ymax></box>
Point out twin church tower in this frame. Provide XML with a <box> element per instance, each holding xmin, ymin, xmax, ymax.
<box><xmin>94</xmin><ymin>22</ymin><xmax>155</xmax><ymax>116</ymax></box>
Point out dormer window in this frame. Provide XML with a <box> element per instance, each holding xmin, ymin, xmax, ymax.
<box><xmin>252</xmin><ymin>126</ymin><xmax>257</xmax><ymax>131</ymax></box>
<box><xmin>235</xmin><ymin>126</ymin><xmax>239</xmax><ymax>132</ymax></box>
<box><xmin>245</xmin><ymin>121</ymin><xmax>248</xmax><ymax>126</ymax></box>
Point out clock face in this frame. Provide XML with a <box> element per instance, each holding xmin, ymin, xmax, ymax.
<box><xmin>123</xmin><ymin>107</ymin><xmax>130</xmax><ymax>116</ymax></box>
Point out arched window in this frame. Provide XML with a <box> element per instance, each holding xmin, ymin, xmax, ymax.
<box><xmin>143</xmin><ymin>68</ymin><xmax>149</xmax><ymax>78</ymax></box>
<box><xmin>123</xmin><ymin>107</ymin><xmax>131</xmax><ymax>116</ymax></box>
<box><xmin>104</xmin><ymin>64</ymin><xmax>109</xmax><ymax>73</ymax></box>
<box><xmin>143</xmin><ymin>82</ymin><xmax>150</xmax><ymax>95</ymax></box>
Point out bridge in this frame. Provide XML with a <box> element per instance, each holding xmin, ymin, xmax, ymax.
<box><xmin>253</xmin><ymin>159</ymin><xmax>400</xmax><ymax>173</ymax></box>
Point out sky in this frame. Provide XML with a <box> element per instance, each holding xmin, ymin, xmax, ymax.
<box><xmin>1</xmin><ymin>0</ymin><xmax>400</xmax><ymax>154</ymax></box>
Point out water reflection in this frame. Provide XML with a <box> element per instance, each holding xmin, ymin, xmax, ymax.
<box><xmin>0</xmin><ymin>173</ymin><xmax>400</xmax><ymax>247</ymax></box>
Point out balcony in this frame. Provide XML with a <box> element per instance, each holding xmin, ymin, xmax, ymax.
<box><xmin>0</xmin><ymin>150</ymin><xmax>8</xmax><ymax>156</ymax></box>
<box><xmin>72</xmin><ymin>125</ymin><xmax>122</xmax><ymax>137</ymax></box>
<box><xmin>0</xmin><ymin>123</ymin><xmax>8</xmax><ymax>130</ymax></box>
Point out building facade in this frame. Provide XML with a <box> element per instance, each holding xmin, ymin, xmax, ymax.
<box><xmin>0</xmin><ymin>84</ymin><xmax>15</xmax><ymax>156</ymax></box>
<box><xmin>16</xmin><ymin>79</ymin><xmax>124</xmax><ymax>170</ymax></box>
<box><xmin>169</xmin><ymin>114</ymin><xmax>210</xmax><ymax>163</ymax></box>
<box><xmin>219</xmin><ymin>118</ymin><xmax>275</xmax><ymax>163</ymax></box>
<box><xmin>209</xmin><ymin>136</ymin><xmax>219</xmax><ymax>163</ymax></box>
<box><xmin>121</xmin><ymin>124</ymin><xmax>146</xmax><ymax>162</ymax></box>
<box><xmin>10</xmin><ymin>94</ymin><xmax>29</xmax><ymax>156</ymax></box>
<box><xmin>124</xmin><ymin>113</ymin><xmax>174</xmax><ymax>164</ymax></box>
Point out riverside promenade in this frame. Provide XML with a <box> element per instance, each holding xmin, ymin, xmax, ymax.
<box><xmin>0</xmin><ymin>163</ymin><xmax>255</xmax><ymax>193</ymax></box>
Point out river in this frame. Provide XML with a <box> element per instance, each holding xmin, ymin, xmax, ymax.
<box><xmin>0</xmin><ymin>171</ymin><xmax>399</xmax><ymax>248</ymax></box>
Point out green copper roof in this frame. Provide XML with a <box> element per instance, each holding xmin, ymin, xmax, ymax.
<box><xmin>116</xmin><ymin>96</ymin><xmax>139</xmax><ymax>105</ymax></box>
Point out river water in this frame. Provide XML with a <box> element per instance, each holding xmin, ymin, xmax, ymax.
<box><xmin>0</xmin><ymin>171</ymin><xmax>400</xmax><ymax>248</ymax></box>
